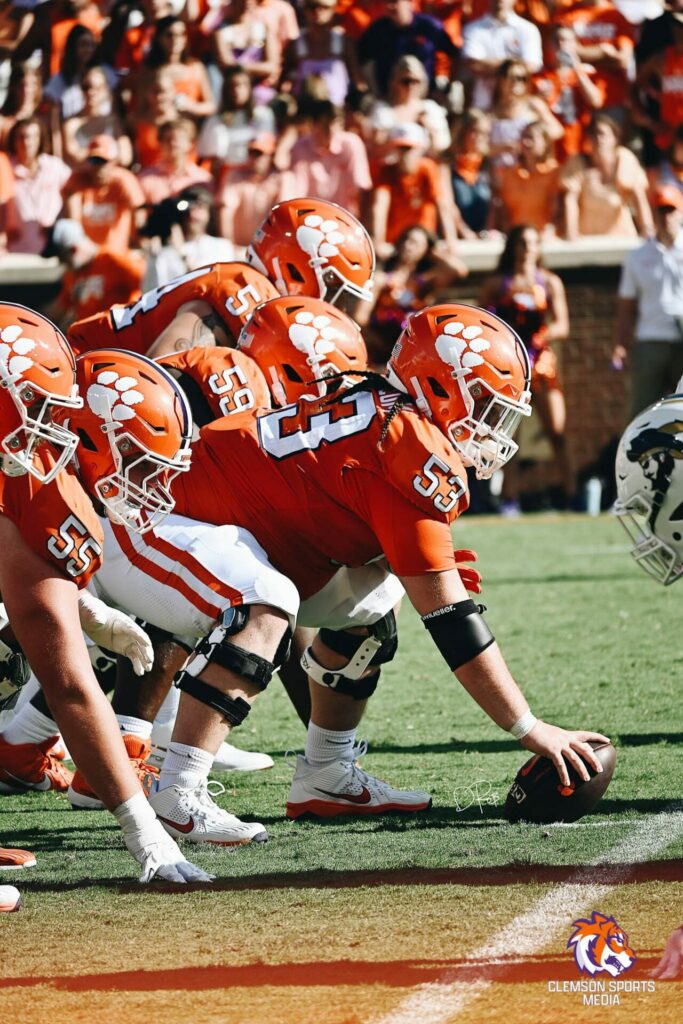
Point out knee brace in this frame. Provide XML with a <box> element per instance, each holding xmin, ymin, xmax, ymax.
<box><xmin>176</xmin><ymin>605</ymin><xmax>292</xmax><ymax>725</ymax></box>
<box><xmin>301</xmin><ymin>611</ymin><xmax>398</xmax><ymax>700</ymax></box>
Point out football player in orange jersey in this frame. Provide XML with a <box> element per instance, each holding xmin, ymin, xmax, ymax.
<box><xmin>67</xmin><ymin>196</ymin><xmax>377</xmax><ymax>366</ymax></box>
<box><xmin>0</xmin><ymin>304</ymin><xmax>211</xmax><ymax>883</ymax></box>
<box><xmin>120</xmin><ymin>302</ymin><xmax>608</xmax><ymax>838</ymax></box>
<box><xmin>67</xmin><ymin>262</ymin><xmax>279</xmax><ymax>359</ymax></box>
<box><xmin>73</xmin><ymin>298</ymin><xmax>373</xmax><ymax>827</ymax></box>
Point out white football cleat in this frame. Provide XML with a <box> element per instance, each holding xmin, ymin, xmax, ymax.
<box><xmin>211</xmin><ymin>742</ymin><xmax>273</xmax><ymax>773</ymax></box>
<box><xmin>286</xmin><ymin>742</ymin><xmax>432</xmax><ymax>819</ymax></box>
<box><xmin>148</xmin><ymin>724</ymin><xmax>273</xmax><ymax>773</ymax></box>
<box><xmin>149</xmin><ymin>780</ymin><xmax>268</xmax><ymax>846</ymax></box>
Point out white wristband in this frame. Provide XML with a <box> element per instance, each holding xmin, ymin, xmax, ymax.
<box><xmin>510</xmin><ymin>710</ymin><xmax>538</xmax><ymax>739</ymax></box>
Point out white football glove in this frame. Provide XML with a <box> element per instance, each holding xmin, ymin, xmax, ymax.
<box><xmin>123</xmin><ymin>819</ymin><xmax>215</xmax><ymax>884</ymax></box>
<box><xmin>78</xmin><ymin>591</ymin><xmax>154</xmax><ymax>677</ymax></box>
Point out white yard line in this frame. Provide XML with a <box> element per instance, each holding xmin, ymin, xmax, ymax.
<box><xmin>373</xmin><ymin>806</ymin><xmax>683</xmax><ymax>1024</ymax></box>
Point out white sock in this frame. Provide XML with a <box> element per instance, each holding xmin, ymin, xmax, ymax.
<box><xmin>305</xmin><ymin>723</ymin><xmax>357</xmax><ymax>766</ymax></box>
<box><xmin>158</xmin><ymin>742</ymin><xmax>213</xmax><ymax>792</ymax></box>
<box><xmin>116</xmin><ymin>714</ymin><xmax>152</xmax><ymax>740</ymax></box>
<box><xmin>3</xmin><ymin>701</ymin><xmax>58</xmax><ymax>746</ymax></box>
<box><xmin>153</xmin><ymin>686</ymin><xmax>180</xmax><ymax>731</ymax></box>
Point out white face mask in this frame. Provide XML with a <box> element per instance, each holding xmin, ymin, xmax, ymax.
<box><xmin>0</xmin><ymin>375</ymin><xmax>82</xmax><ymax>484</ymax></box>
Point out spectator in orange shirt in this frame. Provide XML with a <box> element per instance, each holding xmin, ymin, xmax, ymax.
<box><xmin>632</xmin><ymin>15</ymin><xmax>683</xmax><ymax>154</ymax></box>
<box><xmin>290</xmin><ymin>98</ymin><xmax>372</xmax><ymax>218</ymax></box>
<box><xmin>130</xmin><ymin>69</ymin><xmax>179</xmax><ymax>168</ymax></box>
<box><xmin>493</xmin><ymin>120</ymin><xmax>561</xmax><ymax>233</ymax></box>
<box><xmin>136</xmin><ymin>16</ymin><xmax>216</xmax><ymax>120</ymax></box>
<box><xmin>115</xmin><ymin>0</ymin><xmax>175</xmax><ymax>74</ymax></box>
<box><xmin>48</xmin><ymin>0</ymin><xmax>106</xmax><ymax>77</ymax></box>
<box><xmin>62</xmin><ymin>134</ymin><xmax>146</xmax><ymax>249</ymax></box>
<box><xmin>371</xmin><ymin>122</ymin><xmax>459</xmax><ymax>257</ymax></box>
<box><xmin>558</xmin><ymin>0</ymin><xmax>634</xmax><ymax>119</ymax></box>
<box><xmin>138</xmin><ymin>117</ymin><xmax>213</xmax><ymax>206</ymax></box>
<box><xmin>533</xmin><ymin>23</ymin><xmax>604</xmax><ymax>162</ymax></box>
<box><xmin>48</xmin><ymin>216</ymin><xmax>146</xmax><ymax>328</ymax></box>
<box><xmin>218</xmin><ymin>132</ymin><xmax>297</xmax><ymax>249</ymax></box>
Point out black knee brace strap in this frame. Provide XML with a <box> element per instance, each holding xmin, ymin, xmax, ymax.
<box><xmin>179</xmin><ymin>606</ymin><xmax>291</xmax><ymax>693</ymax></box>
<box><xmin>421</xmin><ymin>600</ymin><xmax>494</xmax><ymax>670</ymax></box>
<box><xmin>177</xmin><ymin>675</ymin><xmax>251</xmax><ymax>727</ymax></box>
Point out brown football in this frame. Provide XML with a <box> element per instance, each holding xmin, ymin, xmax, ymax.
<box><xmin>503</xmin><ymin>740</ymin><xmax>616</xmax><ymax>824</ymax></box>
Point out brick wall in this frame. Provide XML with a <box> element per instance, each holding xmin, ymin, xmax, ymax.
<box><xmin>447</xmin><ymin>265</ymin><xmax>627</xmax><ymax>495</ymax></box>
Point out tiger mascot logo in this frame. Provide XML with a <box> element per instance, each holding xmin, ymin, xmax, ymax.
<box><xmin>568</xmin><ymin>912</ymin><xmax>637</xmax><ymax>977</ymax></box>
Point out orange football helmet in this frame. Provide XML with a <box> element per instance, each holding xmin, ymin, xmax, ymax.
<box><xmin>0</xmin><ymin>303</ymin><xmax>82</xmax><ymax>483</ymax></box>
<box><xmin>63</xmin><ymin>349</ymin><xmax>193</xmax><ymax>532</ymax></box>
<box><xmin>247</xmin><ymin>199</ymin><xmax>375</xmax><ymax>314</ymax></box>
<box><xmin>237</xmin><ymin>296</ymin><xmax>368</xmax><ymax>406</ymax></box>
<box><xmin>386</xmin><ymin>304</ymin><xmax>532</xmax><ymax>479</ymax></box>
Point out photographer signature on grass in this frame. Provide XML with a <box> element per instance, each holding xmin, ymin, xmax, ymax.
<box><xmin>453</xmin><ymin>778</ymin><xmax>497</xmax><ymax>814</ymax></box>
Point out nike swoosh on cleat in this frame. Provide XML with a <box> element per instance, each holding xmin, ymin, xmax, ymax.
<box><xmin>314</xmin><ymin>785</ymin><xmax>372</xmax><ymax>805</ymax></box>
<box><xmin>0</xmin><ymin>770</ymin><xmax>51</xmax><ymax>792</ymax></box>
<box><xmin>156</xmin><ymin>813</ymin><xmax>195</xmax><ymax>834</ymax></box>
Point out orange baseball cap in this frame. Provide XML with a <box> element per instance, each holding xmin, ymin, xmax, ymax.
<box><xmin>652</xmin><ymin>184</ymin><xmax>683</xmax><ymax>210</ymax></box>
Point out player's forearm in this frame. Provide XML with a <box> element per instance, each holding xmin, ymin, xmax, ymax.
<box><xmin>453</xmin><ymin>642</ymin><xmax>530</xmax><ymax>730</ymax></box>
<box><xmin>8</xmin><ymin>586</ymin><xmax>141</xmax><ymax>809</ymax></box>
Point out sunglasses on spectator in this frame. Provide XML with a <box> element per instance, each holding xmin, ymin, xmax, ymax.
<box><xmin>400</xmin><ymin>77</ymin><xmax>422</xmax><ymax>85</ymax></box>
<box><xmin>509</xmin><ymin>72</ymin><xmax>528</xmax><ymax>82</ymax></box>
<box><xmin>87</xmin><ymin>156</ymin><xmax>108</xmax><ymax>166</ymax></box>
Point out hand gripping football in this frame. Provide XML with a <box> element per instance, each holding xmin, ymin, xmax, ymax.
<box><xmin>503</xmin><ymin>740</ymin><xmax>616</xmax><ymax>824</ymax></box>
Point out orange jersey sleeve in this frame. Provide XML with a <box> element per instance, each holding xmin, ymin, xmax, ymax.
<box><xmin>159</xmin><ymin>347</ymin><xmax>271</xmax><ymax>426</ymax></box>
<box><xmin>68</xmin><ymin>263</ymin><xmax>278</xmax><ymax>356</ymax></box>
<box><xmin>0</xmin><ymin>460</ymin><xmax>103</xmax><ymax>588</ymax></box>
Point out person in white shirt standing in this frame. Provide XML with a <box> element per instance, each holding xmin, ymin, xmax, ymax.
<box><xmin>462</xmin><ymin>0</ymin><xmax>543</xmax><ymax>111</ymax></box>
<box><xmin>612</xmin><ymin>185</ymin><xmax>683</xmax><ymax>416</ymax></box>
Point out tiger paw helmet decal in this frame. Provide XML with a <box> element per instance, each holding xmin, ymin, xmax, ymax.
<box><xmin>435</xmin><ymin>320</ymin><xmax>492</xmax><ymax>377</ymax></box>
<box><xmin>296</xmin><ymin>215</ymin><xmax>346</xmax><ymax>262</ymax></box>
<box><xmin>288</xmin><ymin>310</ymin><xmax>338</xmax><ymax>363</ymax></box>
<box><xmin>0</xmin><ymin>325</ymin><xmax>36</xmax><ymax>379</ymax></box>
<box><xmin>86</xmin><ymin>371</ymin><xmax>144</xmax><ymax>423</ymax></box>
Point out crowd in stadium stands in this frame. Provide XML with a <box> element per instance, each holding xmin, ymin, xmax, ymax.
<box><xmin>1</xmin><ymin>0</ymin><xmax>683</xmax><ymax>512</ymax></box>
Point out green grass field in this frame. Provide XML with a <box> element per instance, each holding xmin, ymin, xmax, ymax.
<box><xmin>1</xmin><ymin>515</ymin><xmax>682</xmax><ymax>1024</ymax></box>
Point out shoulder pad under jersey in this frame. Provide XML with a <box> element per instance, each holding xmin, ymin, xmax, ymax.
<box><xmin>377</xmin><ymin>398</ymin><xmax>470</xmax><ymax>521</ymax></box>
